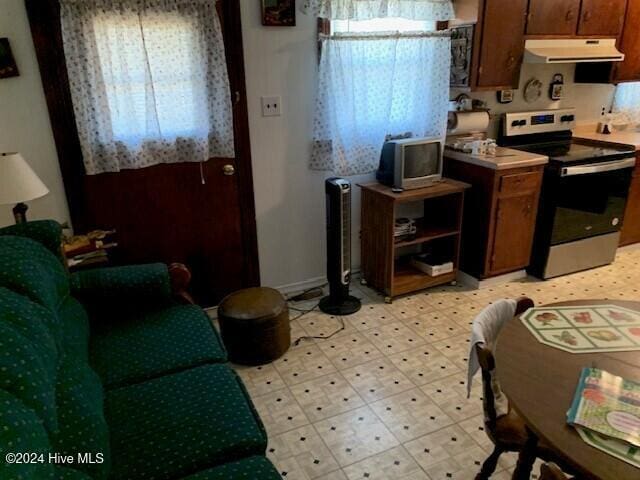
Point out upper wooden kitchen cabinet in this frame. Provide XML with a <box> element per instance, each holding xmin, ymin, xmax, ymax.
<box><xmin>575</xmin><ymin>0</ymin><xmax>640</xmax><ymax>82</ymax></box>
<box><xmin>577</xmin><ymin>0</ymin><xmax>628</xmax><ymax>36</ymax></box>
<box><xmin>612</xmin><ymin>0</ymin><xmax>640</xmax><ymax>82</ymax></box>
<box><xmin>526</xmin><ymin>0</ymin><xmax>627</xmax><ymax>36</ymax></box>
<box><xmin>475</xmin><ymin>0</ymin><xmax>528</xmax><ymax>89</ymax></box>
<box><xmin>527</xmin><ymin>0</ymin><xmax>581</xmax><ymax>36</ymax></box>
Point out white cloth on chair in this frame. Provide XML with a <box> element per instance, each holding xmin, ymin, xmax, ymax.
<box><xmin>467</xmin><ymin>298</ymin><xmax>517</xmax><ymax>417</ymax></box>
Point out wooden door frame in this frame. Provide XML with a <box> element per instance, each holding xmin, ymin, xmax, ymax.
<box><xmin>24</xmin><ymin>0</ymin><xmax>260</xmax><ymax>288</ymax></box>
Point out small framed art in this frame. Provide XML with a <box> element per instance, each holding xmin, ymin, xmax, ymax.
<box><xmin>0</xmin><ymin>38</ymin><xmax>19</xmax><ymax>79</ymax></box>
<box><xmin>262</xmin><ymin>0</ymin><xmax>296</xmax><ymax>27</ymax></box>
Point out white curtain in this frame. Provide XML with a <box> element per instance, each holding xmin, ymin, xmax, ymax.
<box><xmin>310</xmin><ymin>32</ymin><xmax>451</xmax><ymax>176</ymax></box>
<box><xmin>613</xmin><ymin>82</ymin><xmax>640</xmax><ymax>126</ymax></box>
<box><xmin>302</xmin><ymin>0</ymin><xmax>455</xmax><ymax>21</ymax></box>
<box><xmin>60</xmin><ymin>0</ymin><xmax>235</xmax><ymax>175</ymax></box>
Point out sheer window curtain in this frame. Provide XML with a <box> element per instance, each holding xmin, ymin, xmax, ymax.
<box><xmin>613</xmin><ymin>82</ymin><xmax>640</xmax><ymax>126</ymax></box>
<box><xmin>310</xmin><ymin>32</ymin><xmax>451</xmax><ymax>176</ymax></box>
<box><xmin>302</xmin><ymin>0</ymin><xmax>455</xmax><ymax>21</ymax></box>
<box><xmin>60</xmin><ymin>0</ymin><xmax>235</xmax><ymax>175</ymax></box>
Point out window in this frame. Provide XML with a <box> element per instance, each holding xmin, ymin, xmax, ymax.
<box><xmin>93</xmin><ymin>14</ymin><xmax>208</xmax><ymax>143</ymax></box>
<box><xmin>60</xmin><ymin>0</ymin><xmax>234</xmax><ymax>175</ymax></box>
<box><xmin>309</xmin><ymin>17</ymin><xmax>451</xmax><ymax>176</ymax></box>
<box><xmin>613</xmin><ymin>82</ymin><xmax>640</xmax><ymax>126</ymax></box>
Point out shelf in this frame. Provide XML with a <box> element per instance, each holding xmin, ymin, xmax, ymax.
<box><xmin>392</xmin><ymin>262</ymin><xmax>456</xmax><ymax>296</ymax></box>
<box><xmin>394</xmin><ymin>220</ymin><xmax>460</xmax><ymax>248</ymax></box>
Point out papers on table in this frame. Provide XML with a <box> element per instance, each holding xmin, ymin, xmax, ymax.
<box><xmin>568</xmin><ymin>367</ymin><xmax>640</xmax><ymax>467</ymax></box>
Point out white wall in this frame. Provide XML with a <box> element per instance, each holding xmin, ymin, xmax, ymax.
<box><xmin>454</xmin><ymin>62</ymin><xmax>616</xmax><ymax>137</ymax></box>
<box><xmin>240</xmin><ymin>1</ymin><xmax>375</xmax><ymax>291</ymax></box>
<box><xmin>0</xmin><ymin>0</ymin><xmax>70</xmax><ymax>227</ymax></box>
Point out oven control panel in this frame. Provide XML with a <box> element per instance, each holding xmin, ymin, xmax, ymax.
<box><xmin>503</xmin><ymin>108</ymin><xmax>577</xmax><ymax>137</ymax></box>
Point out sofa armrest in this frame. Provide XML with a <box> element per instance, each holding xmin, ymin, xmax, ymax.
<box><xmin>168</xmin><ymin>263</ymin><xmax>195</xmax><ymax>305</ymax></box>
<box><xmin>70</xmin><ymin>263</ymin><xmax>174</xmax><ymax>308</ymax></box>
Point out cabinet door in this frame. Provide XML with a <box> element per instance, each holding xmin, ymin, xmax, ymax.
<box><xmin>527</xmin><ymin>0</ymin><xmax>581</xmax><ymax>35</ymax></box>
<box><xmin>578</xmin><ymin>0</ymin><xmax>628</xmax><ymax>36</ymax></box>
<box><xmin>620</xmin><ymin>167</ymin><xmax>640</xmax><ymax>246</ymax></box>
<box><xmin>613</xmin><ymin>0</ymin><xmax>640</xmax><ymax>82</ymax></box>
<box><xmin>477</xmin><ymin>0</ymin><xmax>528</xmax><ymax>88</ymax></box>
<box><xmin>490</xmin><ymin>194</ymin><xmax>538</xmax><ymax>273</ymax></box>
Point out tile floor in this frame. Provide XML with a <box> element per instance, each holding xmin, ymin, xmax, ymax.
<box><xmin>230</xmin><ymin>247</ymin><xmax>640</xmax><ymax>480</ymax></box>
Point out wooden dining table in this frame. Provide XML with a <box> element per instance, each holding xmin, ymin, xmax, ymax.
<box><xmin>495</xmin><ymin>300</ymin><xmax>640</xmax><ymax>480</ymax></box>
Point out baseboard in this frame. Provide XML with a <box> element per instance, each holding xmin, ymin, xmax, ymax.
<box><xmin>457</xmin><ymin>269</ymin><xmax>528</xmax><ymax>290</ymax></box>
<box><xmin>275</xmin><ymin>275</ymin><xmax>328</xmax><ymax>297</ymax></box>
<box><xmin>618</xmin><ymin>242</ymin><xmax>640</xmax><ymax>253</ymax></box>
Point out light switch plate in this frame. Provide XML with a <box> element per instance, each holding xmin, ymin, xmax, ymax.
<box><xmin>261</xmin><ymin>96</ymin><xmax>281</xmax><ymax>117</ymax></box>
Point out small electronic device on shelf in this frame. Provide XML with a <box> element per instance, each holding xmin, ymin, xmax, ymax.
<box><xmin>376</xmin><ymin>136</ymin><xmax>444</xmax><ymax>191</ymax></box>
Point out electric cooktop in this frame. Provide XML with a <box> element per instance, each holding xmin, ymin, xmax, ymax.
<box><xmin>511</xmin><ymin>141</ymin><xmax>635</xmax><ymax>165</ymax></box>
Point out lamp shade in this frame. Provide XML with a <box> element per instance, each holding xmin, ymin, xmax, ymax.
<box><xmin>0</xmin><ymin>153</ymin><xmax>49</xmax><ymax>205</ymax></box>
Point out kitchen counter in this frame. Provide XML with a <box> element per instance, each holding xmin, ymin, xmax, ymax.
<box><xmin>444</xmin><ymin>146</ymin><xmax>548</xmax><ymax>170</ymax></box>
<box><xmin>573</xmin><ymin>124</ymin><xmax>640</xmax><ymax>151</ymax></box>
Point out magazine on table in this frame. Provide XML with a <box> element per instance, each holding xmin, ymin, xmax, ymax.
<box><xmin>567</xmin><ymin>367</ymin><xmax>640</xmax><ymax>448</ymax></box>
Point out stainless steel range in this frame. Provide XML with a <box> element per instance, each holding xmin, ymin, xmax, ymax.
<box><xmin>498</xmin><ymin>108</ymin><xmax>636</xmax><ymax>279</ymax></box>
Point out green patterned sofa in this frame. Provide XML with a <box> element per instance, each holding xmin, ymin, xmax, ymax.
<box><xmin>0</xmin><ymin>221</ymin><xmax>280</xmax><ymax>480</ymax></box>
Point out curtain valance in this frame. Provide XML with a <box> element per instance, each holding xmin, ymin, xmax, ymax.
<box><xmin>301</xmin><ymin>0</ymin><xmax>455</xmax><ymax>21</ymax></box>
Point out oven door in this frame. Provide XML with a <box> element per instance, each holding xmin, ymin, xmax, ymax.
<box><xmin>550</xmin><ymin>157</ymin><xmax>636</xmax><ymax>245</ymax></box>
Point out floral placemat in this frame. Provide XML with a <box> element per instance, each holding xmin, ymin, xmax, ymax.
<box><xmin>520</xmin><ymin>305</ymin><xmax>640</xmax><ymax>353</ymax></box>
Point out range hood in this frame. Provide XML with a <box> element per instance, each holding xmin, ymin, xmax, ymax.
<box><xmin>524</xmin><ymin>39</ymin><xmax>624</xmax><ymax>64</ymax></box>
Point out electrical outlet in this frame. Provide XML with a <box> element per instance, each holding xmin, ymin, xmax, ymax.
<box><xmin>261</xmin><ymin>96</ymin><xmax>281</xmax><ymax>117</ymax></box>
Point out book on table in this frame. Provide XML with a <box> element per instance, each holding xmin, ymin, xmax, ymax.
<box><xmin>567</xmin><ymin>367</ymin><xmax>640</xmax><ymax>448</ymax></box>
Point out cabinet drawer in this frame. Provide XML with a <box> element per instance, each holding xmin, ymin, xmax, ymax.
<box><xmin>499</xmin><ymin>172</ymin><xmax>541</xmax><ymax>194</ymax></box>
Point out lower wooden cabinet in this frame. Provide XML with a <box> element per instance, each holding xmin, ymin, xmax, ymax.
<box><xmin>620</xmin><ymin>153</ymin><xmax>640</xmax><ymax>246</ymax></box>
<box><xmin>443</xmin><ymin>158</ymin><xmax>544</xmax><ymax>278</ymax></box>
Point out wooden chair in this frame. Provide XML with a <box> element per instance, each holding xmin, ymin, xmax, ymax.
<box><xmin>475</xmin><ymin>297</ymin><xmax>572</xmax><ymax>480</ymax></box>
<box><xmin>539</xmin><ymin>462</ymin><xmax>570</xmax><ymax>480</ymax></box>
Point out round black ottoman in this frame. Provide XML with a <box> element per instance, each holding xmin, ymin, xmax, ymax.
<box><xmin>218</xmin><ymin>287</ymin><xmax>290</xmax><ymax>365</ymax></box>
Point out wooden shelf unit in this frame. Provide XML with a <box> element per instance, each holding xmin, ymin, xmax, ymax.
<box><xmin>359</xmin><ymin>179</ymin><xmax>470</xmax><ymax>302</ymax></box>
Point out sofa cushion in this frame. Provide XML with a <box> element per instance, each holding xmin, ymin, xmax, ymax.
<box><xmin>0</xmin><ymin>389</ymin><xmax>55</xmax><ymax>480</ymax></box>
<box><xmin>0</xmin><ymin>236</ymin><xmax>69</xmax><ymax>314</ymax></box>
<box><xmin>90</xmin><ymin>304</ymin><xmax>226</xmax><ymax>389</ymax></box>
<box><xmin>105</xmin><ymin>364</ymin><xmax>267</xmax><ymax>480</ymax></box>
<box><xmin>179</xmin><ymin>456</ymin><xmax>281</xmax><ymax>480</ymax></box>
<box><xmin>0</xmin><ymin>220</ymin><xmax>65</xmax><ymax>262</ymax></box>
<box><xmin>50</xmin><ymin>359</ymin><xmax>111</xmax><ymax>480</ymax></box>
<box><xmin>0</xmin><ymin>321</ymin><xmax>59</xmax><ymax>433</ymax></box>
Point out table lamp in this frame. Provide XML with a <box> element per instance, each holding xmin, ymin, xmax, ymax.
<box><xmin>0</xmin><ymin>152</ymin><xmax>49</xmax><ymax>224</ymax></box>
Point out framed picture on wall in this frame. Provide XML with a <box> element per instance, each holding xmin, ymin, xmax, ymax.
<box><xmin>0</xmin><ymin>38</ymin><xmax>19</xmax><ymax>79</ymax></box>
<box><xmin>261</xmin><ymin>0</ymin><xmax>296</xmax><ymax>26</ymax></box>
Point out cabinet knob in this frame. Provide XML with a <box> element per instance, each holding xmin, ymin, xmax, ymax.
<box><xmin>506</xmin><ymin>55</ymin><xmax>516</xmax><ymax>68</ymax></box>
<box><xmin>223</xmin><ymin>164</ymin><xmax>236</xmax><ymax>176</ymax></box>
<box><xmin>566</xmin><ymin>9</ymin><xmax>575</xmax><ymax>22</ymax></box>
<box><xmin>583</xmin><ymin>11</ymin><xmax>592</xmax><ymax>22</ymax></box>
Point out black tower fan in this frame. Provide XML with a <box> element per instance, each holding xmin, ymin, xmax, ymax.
<box><xmin>319</xmin><ymin>178</ymin><xmax>362</xmax><ymax>315</ymax></box>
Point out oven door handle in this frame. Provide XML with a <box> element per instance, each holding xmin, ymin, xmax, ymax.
<box><xmin>560</xmin><ymin>157</ymin><xmax>637</xmax><ymax>177</ymax></box>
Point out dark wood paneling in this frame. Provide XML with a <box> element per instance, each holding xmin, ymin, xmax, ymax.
<box><xmin>477</xmin><ymin>0</ymin><xmax>528</xmax><ymax>88</ymax></box>
<box><xmin>578</xmin><ymin>0</ymin><xmax>628</xmax><ymax>36</ymax></box>
<box><xmin>24</xmin><ymin>0</ymin><xmax>88</xmax><ymax>230</ymax></box>
<box><xmin>25</xmin><ymin>0</ymin><xmax>259</xmax><ymax>306</ymax></box>
<box><xmin>527</xmin><ymin>0</ymin><xmax>581</xmax><ymax>35</ymax></box>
